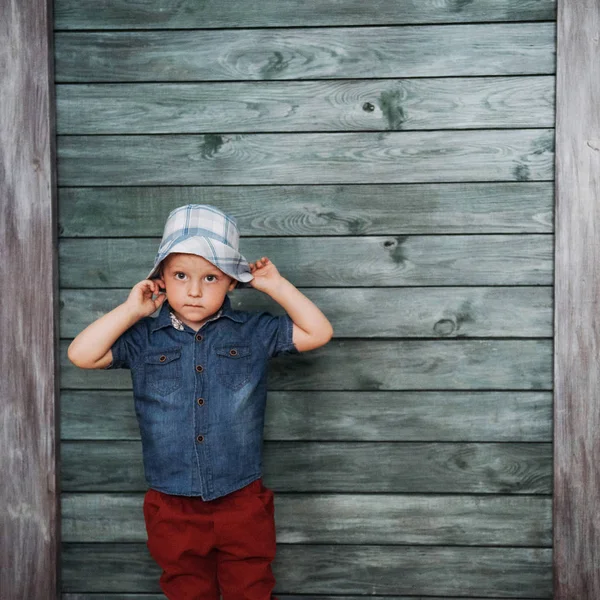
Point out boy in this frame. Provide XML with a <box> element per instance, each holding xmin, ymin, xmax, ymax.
<box><xmin>68</xmin><ymin>204</ymin><xmax>333</xmax><ymax>600</ymax></box>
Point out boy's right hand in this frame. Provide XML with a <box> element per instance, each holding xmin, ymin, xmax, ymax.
<box><xmin>125</xmin><ymin>279</ymin><xmax>167</xmax><ymax>319</ymax></box>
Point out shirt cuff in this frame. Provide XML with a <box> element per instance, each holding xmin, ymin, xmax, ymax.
<box><xmin>104</xmin><ymin>336</ymin><xmax>129</xmax><ymax>369</ymax></box>
<box><xmin>277</xmin><ymin>314</ymin><xmax>300</xmax><ymax>355</ymax></box>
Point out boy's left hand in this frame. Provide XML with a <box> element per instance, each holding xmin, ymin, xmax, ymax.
<box><xmin>248</xmin><ymin>256</ymin><xmax>284</xmax><ymax>292</ymax></box>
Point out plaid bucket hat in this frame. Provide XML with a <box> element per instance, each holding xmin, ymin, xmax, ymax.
<box><xmin>147</xmin><ymin>204</ymin><xmax>254</xmax><ymax>286</ymax></box>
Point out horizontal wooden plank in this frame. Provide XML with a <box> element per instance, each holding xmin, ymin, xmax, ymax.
<box><xmin>62</xmin><ymin>544</ymin><xmax>552</xmax><ymax>597</ymax></box>
<box><xmin>61</xmin><ymin>441</ymin><xmax>551</xmax><ymax>493</ymax></box>
<box><xmin>56</xmin><ymin>76</ymin><xmax>555</xmax><ymax>134</ymax></box>
<box><xmin>58</xmin><ymin>182</ymin><xmax>555</xmax><ymax>236</ymax></box>
<box><xmin>59</xmin><ymin>236</ymin><xmax>553</xmax><ymax>288</ymax></box>
<box><xmin>62</xmin><ymin>596</ymin><xmax>545</xmax><ymax>600</ymax></box>
<box><xmin>60</xmin><ymin>338</ymin><xmax>553</xmax><ymax>391</ymax></box>
<box><xmin>62</xmin><ymin>492</ymin><xmax>551</xmax><ymax>546</ymax></box>
<box><xmin>54</xmin><ymin>24</ymin><xmax>555</xmax><ymax>82</ymax></box>
<box><xmin>60</xmin><ymin>287</ymin><xmax>553</xmax><ymax>339</ymax></box>
<box><xmin>57</xmin><ymin>130</ymin><xmax>555</xmax><ymax>186</ymax></box>
<box><xmin>61</xmin><ymin>390</ymin><xmax>552</xmax><ymax>442</ymax></box>
<box><xmin>54</xmin><ymin>0</ymin><xmax>556</xmax><ymax>29</ymax></box>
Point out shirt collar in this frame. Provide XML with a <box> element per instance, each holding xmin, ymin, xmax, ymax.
<box><xmin>150</xmin><ymin>294</ymin><xmax>245</xmax><ymax>333</ymax></box>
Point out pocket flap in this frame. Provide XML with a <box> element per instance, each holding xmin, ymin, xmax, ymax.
<box><xmin>145</xmin><ymin>348</ymin><xmax>182</xmax><ymax>365</ymax></box>
<box><xmin>216</xmin><ymin>344</ymin><xmax>251</xmax><ymax>359</ymax></box>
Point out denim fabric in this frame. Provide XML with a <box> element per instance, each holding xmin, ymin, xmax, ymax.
<box><xmin>107</xmin><ymin>295</ymin><xmax>298</xmax><ymax>500</ymax></box>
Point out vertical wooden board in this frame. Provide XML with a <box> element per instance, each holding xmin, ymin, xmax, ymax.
<box><xmin>1</xmin><ymin>0</ymin><xmax>59</xmax><ymax>598</ymax></box>
<box><xmin>554</xmin><ymin>0</ymin><xmax>600</xmax><ymax>598</ymax></box>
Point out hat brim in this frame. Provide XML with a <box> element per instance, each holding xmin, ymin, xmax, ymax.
<box><xmin>147</xmin><ymin>236</ymin><xmax>254</xmax><ymax>287</ymax></box>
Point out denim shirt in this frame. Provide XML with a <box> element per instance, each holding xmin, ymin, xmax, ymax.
<box><xmin>107</xmin><ymin>295</ymin><xmax>298</xmax><ymax>500</ymax></box>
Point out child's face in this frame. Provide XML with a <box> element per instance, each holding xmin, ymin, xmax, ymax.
<box><xmin>157</xmin><ymin>253</ymin><xmax>237</xmax><ymax>330</ymax></box>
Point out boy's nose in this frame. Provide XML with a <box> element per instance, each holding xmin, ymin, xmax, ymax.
<box><xmin>189</xmin><ymin>281</ymin><xmax>203</xmax><ymax>297</ymax></box>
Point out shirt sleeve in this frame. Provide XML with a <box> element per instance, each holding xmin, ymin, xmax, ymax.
<box><xmin>104</xmin><ymin>320</ymin><xmax>147</xmax><ymax>370</ymax></box>
<box><xmin>256</xmin><ymin>312</ymin><xmax>299</xmax><ymax>358</ymax></box>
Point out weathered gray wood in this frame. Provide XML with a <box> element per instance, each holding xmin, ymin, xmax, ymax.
<box><xmin>54</xmin><ymin>0</ymin><xmax>556</xmax><ymax>29</ymax></box>
<box><xmin>59</xmin><ymin>182</ymin><xmax>554</xmax><ymax>236</ymax></box>
<box><xmin>56</xmin><ymin>77</ymin><xmax>555</xmax><ymax>134</ymax></box>
<box><xmin>59</xmin><ymin>236</ymin><xmax>553</xmax><ymax>288</ymax></box>
<box><xmin>62</xmin><ymin>492</ymin><xmax>551</xmax><ymax>546</ymax></box>
<box><xmin>54</xmin><ymin>24</ymin><xmax>555</xmax><ymax>82</ymax></box>
<box><xmin>62</xmin><ymin>596</ymin><xmax>543</xmax><ymax>600</ymax></box>
<box><xmin>60</xmin><ymin>287</ymin><xmax>553</xmax><ymax>339</ymax></box>
<box><xmin>554</xmin><ymin>0</ymin><xmax>600</xmax><ymax>598</ymax></box>
<box><xmin>1</xmin><ymin>0</ymin><xmax>59</xmax><ymax>598</ymax></box>
<box><xmin>61</xmin><ymin>441</ymin><xmax>551</xmax><ymax>493</ymax></box>
<box><xmin>62</xmin><ymin>544</ymin><xmax>553</xmax><ymax>597</ymax></box>
<box><xmin>57</xmin><ymin>130</ymin><xmax>555</xmax><ymax>186</ymax></box>
<box><xmin>61</xmin><ymin>390</ymin><xmax>552</xmax><ymax>442</ymax></box>
<box><xmin>60</xmin><ymin>339</ymin><xmax>553</xmax><ymax>391</ymax></box>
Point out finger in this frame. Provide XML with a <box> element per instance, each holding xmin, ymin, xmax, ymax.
<box><xmin>138</xmin><ymin>280</ymin><xmax>155</xmax><ymax>295</ymax></box>
<box><xmin>154</xmin><ymin>293</ymin><xmax>167</xmax><ymax>309</ymax></box>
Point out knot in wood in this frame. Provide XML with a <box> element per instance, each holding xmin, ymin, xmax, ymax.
<box><xmin>433</xmin><ymin>318</ymin><xmax>456</xmax><ymax>336</ymax></box>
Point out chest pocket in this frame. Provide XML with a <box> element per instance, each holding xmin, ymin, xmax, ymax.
<box><xmin>215</xmin><ymin>344</ymin><xmax>252</xmax><ymax>390</ymax></box>
<box><xmin>144</xmin><ymin>348</ymin><xmax>182</xmax><ymax>396</ymax></box>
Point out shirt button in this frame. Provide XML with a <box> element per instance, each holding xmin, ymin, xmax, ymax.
<box><xmin>195</xmin><ymin>334</ymin><xmax>203</xmax><ymax>342</ymax></box>
<box><xmin>197</xmin><ymin>398</ymin><xmax>204</xmax><ymax>406</ymax></box>
<box><xmin>196</xmin><ymin>365</ymin><xmax>203</xmax><ymax>373</ymax></box>
<box><xmin>197</xmin><ymin>435</ymin><xmax>204</xmax><ymax>443</ymax></box>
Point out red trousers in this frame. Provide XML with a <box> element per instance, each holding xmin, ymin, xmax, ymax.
<box><xmin>143</xmin><ymin>479</ymin><xmax>277</xmax><ymax>600</ymax></box>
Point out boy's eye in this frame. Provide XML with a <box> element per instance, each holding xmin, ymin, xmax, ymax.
<box><xmin>174</xmin><ymin>272</ymin><xmax>187</xmax><ymax>280</ymax></box>
<box><xmin>205</xmin><ymin>275</ymin><xmax>217</xmax><ymax>282</ymax></box>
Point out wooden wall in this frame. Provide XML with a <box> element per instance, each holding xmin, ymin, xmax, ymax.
<box><xmin>55</xmin><ymin>1</ymin><xmax>556</xmax><ymax>598</ymax></box>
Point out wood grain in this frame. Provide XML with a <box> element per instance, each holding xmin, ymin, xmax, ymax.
<box><xmin>54</xmin><ymin>24</ymin><xmax>555</xmax><ymax>82</ymax></box>
<box><xmin>62</xmin><ymin>596</ymin><xmax>545</xmax><ymax>600</ymax></box>
<box><xmin>59</xmin><ymin>339</ymin><xmax>553</xmax><ymax>391</ymax></box>
<box><xmin>58</xmin><ymin>182</ymin><xmax>554</xmax><ymax>236</ymax></box>
<box><xmin>54</xmin><ymin>0</ymin><xmax>556</xmax><ymax>29</ymax></box>
<box><xmin>61</xmin><ymin>390</ymin><xmax>552</xmax><ymax>442</ymax></box>
<box><xmin>60</xmin><ymin>287</ymin><xmax>553</xmax><ymax>339</ymax></box>
<box><xmin>554</xmin><ymin>0</ymin><xmax>600</xmax><ymax>598</ymax></box>
<box><xmin>61</xmin><ymin>441</ymin><xmax>552</xmax><ymax>494</ymax></box>
<box><xmin>57</xmin><ymin>129</ymin><xmax>555</xmax><ymax>186</ymax></box>
<box><xmin>0</xmin><ymin>0</ymin><xmax>59</xmax><ymax>598</ymax></box>
<box><xmin>61</xmin><ymin>543</ymin><xmax>552</xmax><ymax>597</ymax></box>
<box><xmin>54</xmin><ymin>3</ymin><xmax>559</xmax><ymax>597</ymax></box>
<box><xmin>62</xmin><ymin>492</ymin><xmax>551</xmax><ymax>545</ymax></box>
<box><xmin>58</xmin><ymin>236</ymin><xmax>553</xmax><ymax>288</ymax></box>
<box><xmin>55</xmin><ymin>76</ymin><xmax>555</xmax><ymax>134</ymax></box>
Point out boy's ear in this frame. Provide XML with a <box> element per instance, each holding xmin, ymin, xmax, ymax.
<box><xmin>228</xmin><ymin>278</ymin><xmax>238</xmax><ymax>292</ymax></box>
<box><xmin>155</xmin><ymin>275</ymin><xmax>166</xmax><ymax>292</ymax></box>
